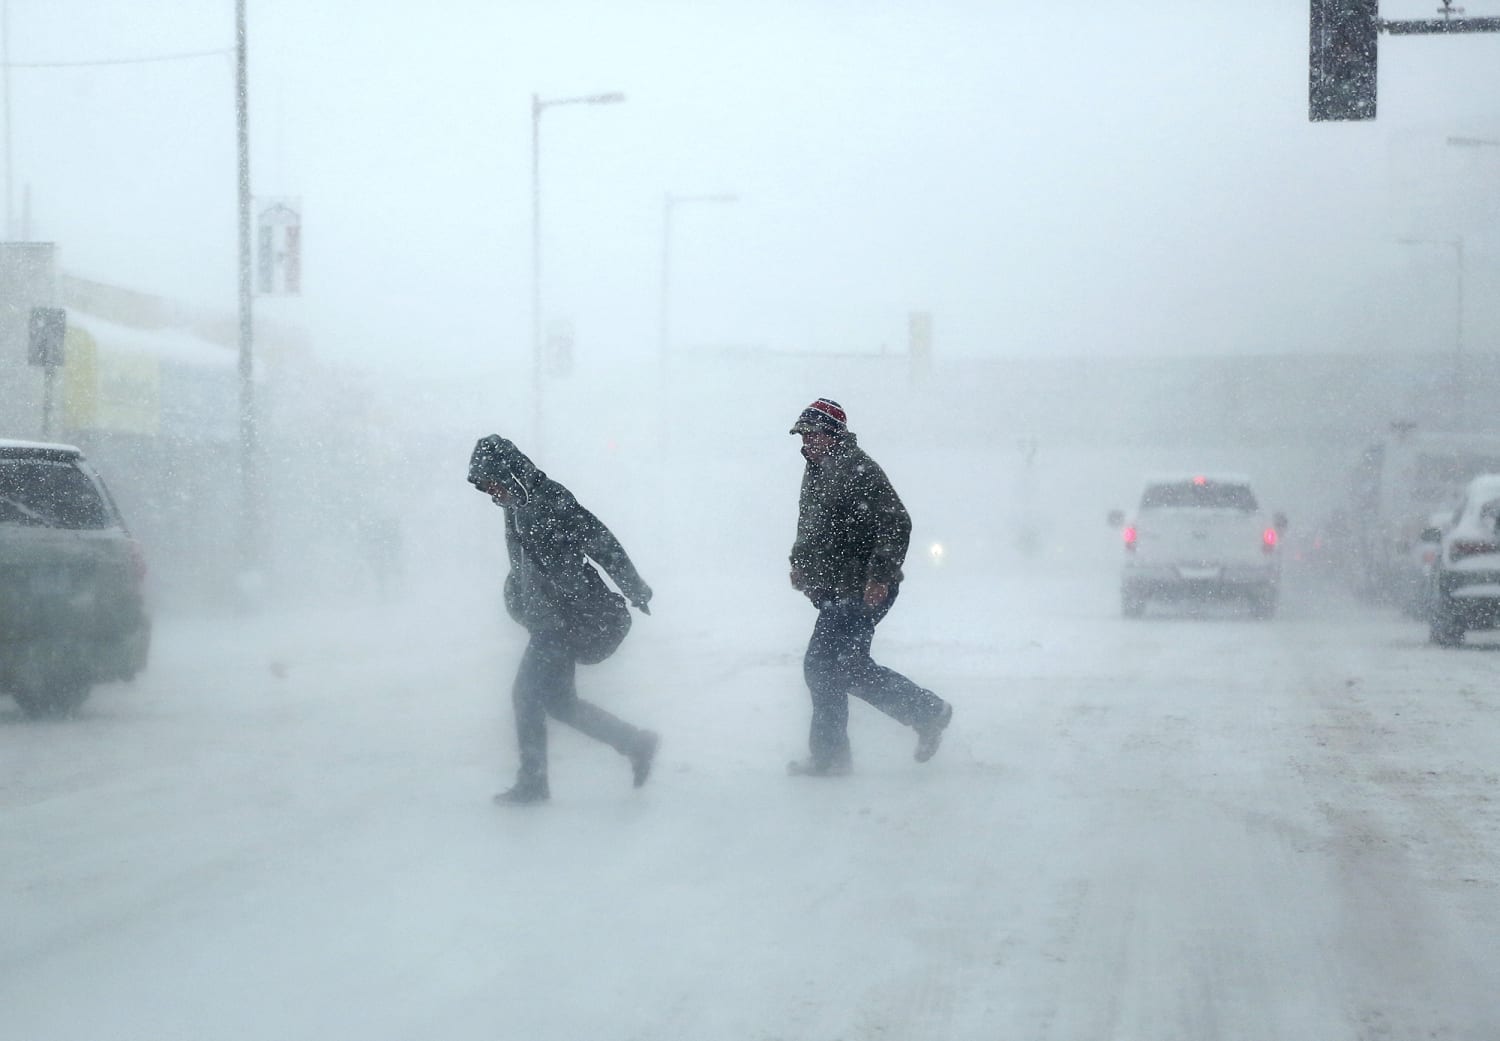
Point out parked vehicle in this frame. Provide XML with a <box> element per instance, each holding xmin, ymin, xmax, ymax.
<box><xmin>1345</xmin><ymin>427</ymin><xmax>1500</xmax><ymax>603</ymax></box>
<box><xmin>1422</xmin><ymin>474</ymin><xmax>1500</xmax><ymax>647</ymax></box>
<box><xmin>1402</xmin><ymin>507</ymin><xmax>1458</xmax><ymax>619</ymax></box>
<box><xmin>1110</xmin><ymin>474</ymin><xmax>1286</xmax><ymax>619</ymax></box>
<box><xmin>0</xmin><ymin>439</ymin><xmax>150</xmax><ymax>717</ymax></box>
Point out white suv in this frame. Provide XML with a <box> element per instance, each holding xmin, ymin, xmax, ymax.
<box><xmin>1423</xmin><ymin>474</ymin><xmax>1500</xmax><ymax>647</ymax></box>
<box><xmin>1111</xmin><ymin>474</ymin><xmax>1286</xmax><ymax>619</ymax></box>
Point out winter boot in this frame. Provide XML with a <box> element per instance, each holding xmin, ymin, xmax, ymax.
<box><xmin>630</xmin><ymin>731</ymin><xmax>660</xmax><ymax>788</ymax></box>
<box><xmin>493</xmin><ymin>777</ymin><xmax>550</xmax><ymax>805</ymax></box>
<box><xmin>914</xmin><ymin>701</ymin><xmax>953</xmax><ymax>763</ymax></box>
<box><xmin>786</xmin><ymin>754</ymin><xmax>852</xmax><ymax>777</ymax></box>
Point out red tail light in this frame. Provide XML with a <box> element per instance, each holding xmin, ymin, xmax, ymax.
<box><xmin>1262</xmin><ymin>528</ymin><xmax>1278</xmax><ymax>552</ymax></box>
<box><xmin>1450</xmin><ymin>540</ymin><xmax>1500</xmax><ymax>562</ymax></box>
<box><xmin>1123</xmin><ymin>526</ymin><xmax>1137</xmax><ymax>552</ymax></box>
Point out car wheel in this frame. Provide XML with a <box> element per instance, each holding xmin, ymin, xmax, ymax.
<box><xmin>1121</xmin><ymin>588</ymin><xmax>1146</xmax><ymax>618</ymax></box>
<box><xmin>13</xmin><ymin>680</ymin><xmax>92</xmax><ymax>719</ymax></box>
<box><xmin>1428</xmin><ymin>596</ymin><xmax>1465</xmax><ymax>647</ymax></box>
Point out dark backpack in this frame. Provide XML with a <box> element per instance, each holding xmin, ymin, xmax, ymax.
<box><xmin>565</xmin><ymin>564</ymin><xmax>632</xmax><ymax>665</ymax></box>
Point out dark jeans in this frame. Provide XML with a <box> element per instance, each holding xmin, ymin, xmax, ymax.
<box><xmin>512</xmin><ymin>633</ymin><xmax>648</xmax><ymax>783</ymax></box>
<box><xmin>803</xmin><ymin>587</ymin><xmax>947</xmax><ymax>767</ymax></box>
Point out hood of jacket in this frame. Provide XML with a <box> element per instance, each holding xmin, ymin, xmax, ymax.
<box><xmin>468</xmin><ymin>434</ymin><xmax>545</xmax><ymax>505</ymax></box>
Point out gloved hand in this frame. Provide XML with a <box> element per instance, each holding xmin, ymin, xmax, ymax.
<box><xmin>631</xmin><ymin>585</ymin><xmax>652</xmax><ymax>615</ymax></box>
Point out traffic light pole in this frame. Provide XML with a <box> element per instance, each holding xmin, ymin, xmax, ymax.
<box><xmin>235</xmin><ymin>0</ymin><xmax>259</xmax><ymax>575</ymax></box>
<box><xmin>1382</xmin><ymin>16</ymin><xmax>1500</xmax><ymax>34</ymax></box>
<box><xmin>1311</xmin><ymin>1</ymin><xmax>1500</xmax><ymax>122</ymax></box>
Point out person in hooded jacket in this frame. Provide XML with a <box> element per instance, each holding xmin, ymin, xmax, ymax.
<box><xmin>468</xmin><ymin>435</ymin><xmax>658</xmax><ymax>804</ymax></box>
<box><xmin>786</xmin><ymin>398</ymin><xmax>953</xmax><ymax>776</ymax></box>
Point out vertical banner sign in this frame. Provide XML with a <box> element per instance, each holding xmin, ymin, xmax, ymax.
<box><xmin>255</xmin><ymin>198</ymin><xmax>303</xmax><ymax>295</ymax></box>
<box><xmin>908</xmin><ymin>310</ymin><xmax>933</xmax><ymax>383</ymax></box>
<box><xmin>0</xmin><ymin>241</ymin><xmax>57</xmax><ymax>362</ymax></box>
<box><xmin>546</xmin><ymin>320</ymin><xmax>575</xmax><ymax>378</ymax></box>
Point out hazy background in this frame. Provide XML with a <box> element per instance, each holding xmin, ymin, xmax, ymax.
<box><xmin>7</xmin><ymin>10</ymin><xmax>1500</xmax><ymax>1037</ymax></box>
<box><xmin>3</xmin><ymin>0</ymin><xmax>1499</xmax><ymax>612</ymax></box>
<box><xmin>4</xmin><ymin>0</ymin><xmax>1498</xmax><ymax>377</ymax></box>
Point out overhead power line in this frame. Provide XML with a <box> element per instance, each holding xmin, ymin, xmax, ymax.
<box><xmin>2</xmin><ymin>47</ymin><xmax>231</xmax><ymax>69</ymax></box>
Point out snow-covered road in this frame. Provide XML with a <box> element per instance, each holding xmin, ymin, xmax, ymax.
<box><xmin>3</xmin><ymin>565</ymin><xmax>1498</xmax><ymax>1041</ymax></box>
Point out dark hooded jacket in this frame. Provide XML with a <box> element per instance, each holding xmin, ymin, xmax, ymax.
<box><xmin>469</xmin><ymin>436</ymin><xmax>651</xmax><ymax>640</ymax></box>
<box><xmin>790</xmin><ymin>433</ymin><xmax>911</xmax><ymax>601</ymax></box>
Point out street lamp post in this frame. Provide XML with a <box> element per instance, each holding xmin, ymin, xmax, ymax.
<box><xmin>1447</xmin><ymin>134</ymin><xmax>1500</xmax><ymax>223</ymax></box>
<box><xmin>529</xmin><ymin>90</ymin><xmax>624</xmax><ymax>448</ymax></box>
<box><xmin>234</xmin><ymin>0</ymin><xmax>259</xmax><ymax>575</ymax></box>
<box><xmin>1446</xmin><ymin>135</ymin><xmax>1499</xmax><ymax>407</ymax></box>
<box><xmin>1397</xmin><ymin>235</ymin><xmax>1465</xmax><ymax>424</ymax></box>
<box><xmin>658</xmin><ymin>192</ymin><xmax>737</xmax><ymax>367</ymax></box>
<box><xmin>3</xmin><ymin>0</ymin><xmax>14</xmax><ymax>238</ymax></box>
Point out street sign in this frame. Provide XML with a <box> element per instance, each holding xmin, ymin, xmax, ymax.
<box><xmin>546</xmin><ymin>320</ymin><xmax>574</xmax><ymax>378</ymax></box>
<box><xmin>909</xmin><ymin>311</ymin><xmax>933</xmax><ymax>382</ymax></box>
<box><xmin>28</xmin><ymin>307</ymin><xmax>66</xmax><ymax>368</ymax></box>
<box><xmin>256</xmin><ymin>198</ymin><xmax>302</xmax><ymax>295</ymax></box>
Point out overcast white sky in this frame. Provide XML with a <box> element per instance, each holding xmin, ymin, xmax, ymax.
<box><xmin>3</xmin><ymin>0</ymin><xmax>1498</xmax><ymax>376</ymax></box>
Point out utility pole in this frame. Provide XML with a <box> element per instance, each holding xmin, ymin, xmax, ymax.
<box><xmin>235</xmin><ymin>0</ymin><xmax>259</xmax><ymax>573</ymax></box>
<box><xmin>528</xmin><ymin>90</ymin><xmax>624</xmax><ymax>450</ymax></box>
<box><xmin>530</xmin><ymin>92</ymin><xmax>542</xmax><ymax>448</ymax></box>
<box><xmin>1397</xmin><ymin>236</ymin><xmax>1465</xmax><ymax>425</ymax></box>
<box><xmin>3</xmin><ymin>0</ymin><xmax>13</xmax><ymax>238</ymax></box>
<box><xmin>1453</xmin><ymin>237</ymin><xmax>1465</xmax><ymax>428</ymax></box>
<box><xmin>658</xmin><ymin>191</ymin><xmax>737</xmax><ymax>367</ymax></box>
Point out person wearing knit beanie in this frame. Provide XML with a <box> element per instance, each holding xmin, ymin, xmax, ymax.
<box><xmin>788</xmin><ymin>397</ymin><xmax>849</xmax><ymax>436</ymax></box>
<box><xmin>784</xmin><ymin>398</ymin><xmax>953</xmax><ymax>776</ymax></box>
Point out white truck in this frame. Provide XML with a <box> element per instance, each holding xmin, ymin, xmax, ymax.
<box><xmin>1112</xmin><ymin>473</ymin><xmax>1285</xmax><ymax>619</ymax></box>
<box><xmin>1344</xmin><ymin>429</ymin><xmax>1500</xmax><ymax>606</ymax></box>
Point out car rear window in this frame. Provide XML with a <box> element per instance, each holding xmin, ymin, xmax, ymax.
<box><xmin>0</xmin><ymin>459</ymin><xmax>114</xmax><ymax>530</ymax></box>
<box><xmin>1140</xmin><ymin>481</ymin><xmax>1258</xmax><ymax>511</ymax></box>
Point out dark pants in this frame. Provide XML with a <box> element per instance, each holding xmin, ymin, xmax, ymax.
<box><xmin>803</xmin><ymin>587</ymin><xmax>947</xmax><ymax>767</ymax></box>
<box><xmin>513</xmin><ymin>633</ymin><xmax>647</xmax><ymax>783</ymax></box>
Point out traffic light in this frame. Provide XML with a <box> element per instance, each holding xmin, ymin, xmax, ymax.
<box><xmin>1309</xmin><ymin>0</ymin><xmax>1379</xmax><ymax>121</ymax></box>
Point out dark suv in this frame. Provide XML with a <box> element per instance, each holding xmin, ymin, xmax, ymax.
<box><xmin>0</xmin><ymin>439</ymin><xmax>150</xmax><ymax>717</ymax></box>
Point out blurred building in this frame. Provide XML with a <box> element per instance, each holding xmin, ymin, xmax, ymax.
<box><xmin>0</xmin><ymin>242</ymin><xmax>61</xmax><ymax>430</ymax></box>
<box><xmin>8</xmin><ymin>243</ymin><xmax>1500</xmax><ymax>605</ymax></box>
<box><xmin>2</xmin><ymin>256</ymin><xmax>404</xmax><ymax>609</ymax></box>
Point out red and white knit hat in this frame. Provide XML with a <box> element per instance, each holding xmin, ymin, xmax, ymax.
<box><xmin>789</xmin><ymin>397</ymin><xmax>849</xmax><ymax>435</ymax></box>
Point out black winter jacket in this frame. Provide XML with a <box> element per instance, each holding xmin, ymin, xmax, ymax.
<box><xmin>789</xmin><ymin>433</ymin><xmax>911</xmax><ymax>602</ymax></box>
<box><xmin>469</xmin><ymin>436</ymin><xmax>651</xmax><ymax>636</ymax></box>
